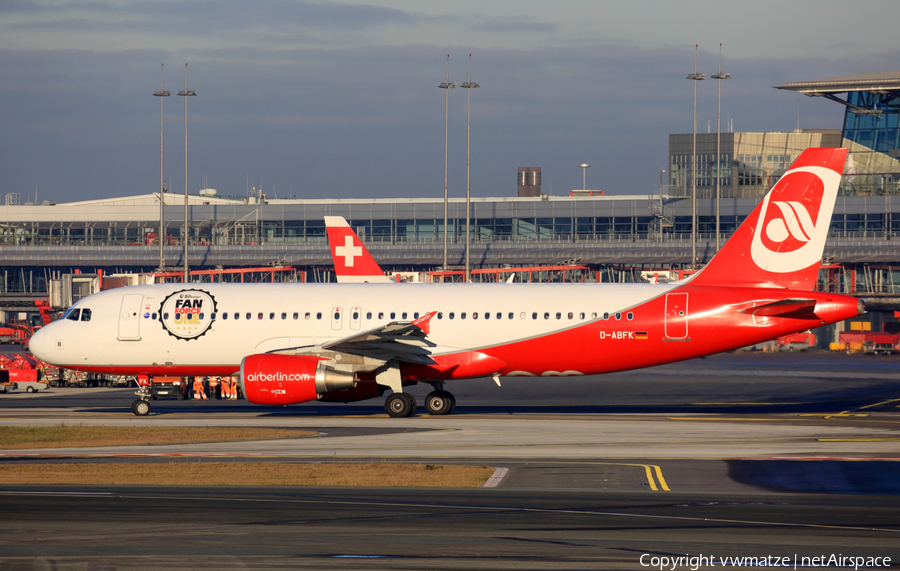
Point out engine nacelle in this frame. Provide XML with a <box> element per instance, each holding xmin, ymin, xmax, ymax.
<box><xmin>239</xmin><ymin>354</ymin><xmax>355</xmax><ymax>406</ymax></box>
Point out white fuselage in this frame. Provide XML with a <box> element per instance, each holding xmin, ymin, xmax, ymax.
<box><xmin>31</xmin><ymin>281</ymin><xmax>674</xmax><ymax>372</ymax></box>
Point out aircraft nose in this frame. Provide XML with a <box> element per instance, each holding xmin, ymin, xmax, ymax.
<box><xmin>28</xmin><ymin>326</ymin><xmax>48</xmax><ymax>362</ymax></box>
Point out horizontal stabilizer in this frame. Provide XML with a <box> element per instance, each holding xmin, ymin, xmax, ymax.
<box><xmin>738</xmin><ymin>298</ymin><xmax>817</xmax><ymax>318</ymax></box>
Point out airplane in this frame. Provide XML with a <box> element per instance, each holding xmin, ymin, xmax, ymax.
<box><xmin>29</xmin><ymin>147</ymin><xmax>862</xmax><ymax>418</ymax></box>
<box><xmin>324</xmin><ymin>216</ymin><xmax>392</xmax><ymax>283</ymax></box>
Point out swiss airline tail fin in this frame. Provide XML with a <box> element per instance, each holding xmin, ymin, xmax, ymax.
<box><xmin>689</xmin><ymin>147</ymin><xmax>848</xmax><ymax>290</ymax></box>
<box><xmin>324</xmin><ymin>216</ymin><xmax>393</xmax><ymax>283</ymax></box>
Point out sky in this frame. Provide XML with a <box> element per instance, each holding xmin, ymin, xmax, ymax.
<box><xmin>1</xmin><ymin>0</ymin><xmax>899</xmax><ymax>203</ymax></box>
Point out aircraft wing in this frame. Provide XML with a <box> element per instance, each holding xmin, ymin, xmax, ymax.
<box><xmin>319</xmin><ymin>312</ymin><xmax>438</xmax><ymax>365</ymax></box>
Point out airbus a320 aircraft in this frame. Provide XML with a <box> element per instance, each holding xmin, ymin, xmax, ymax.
<box><xmin>30</xmin><ymin>148</ymin><xmax>861</xmax><ymax>417</ymax></box>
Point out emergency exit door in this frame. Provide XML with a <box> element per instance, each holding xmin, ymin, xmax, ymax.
<box><xmin>664</xmin><ymin>292</ymin><xmax>689</xmax><ymax>340</ymax></box>
<box><xmin>118</xmin><ymin>294</ymin><xmax>144</xmax><ymax>340</ymax></box>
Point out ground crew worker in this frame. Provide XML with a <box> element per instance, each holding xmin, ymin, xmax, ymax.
<box><xmin>222</xmin><ymin>377</ymin><xmax>233</xmax><ymax>400</ymax></box>
<box><xmin>202</xmin><ymin>377</ymin><xmax>210</xmax><ymax>400</ymax></box>
<box><xmin>192</xmin><ymin>376</ymin><xmax>206</xmax><ymax>399</ymax></box>
<box><xmin>209</xmin><ymin>376</ymin><xmax>220</xmax><ymax>400</ymax></box>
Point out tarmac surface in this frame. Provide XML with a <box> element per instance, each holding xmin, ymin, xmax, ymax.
<box><xmin>1</xmin><ymin>350</ymin><xmax>899</xmax><ymax>569</ymax></box>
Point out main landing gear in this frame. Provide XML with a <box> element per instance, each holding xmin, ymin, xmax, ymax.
<box><xmin>383</xmin><ymin>390</ymin><xmax>456</xmax><ymax>417</ymax></box>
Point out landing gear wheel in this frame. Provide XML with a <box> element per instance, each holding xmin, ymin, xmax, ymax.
<box><xmin>132</xmin><ymin>399</ymin><xmax>151</xmax><ymax>416</ymax></box>
<box><xmin>385</xmin><ymin>392</ymin><xmax>417</xmax><ymax>417</ymax></box>
<box><xmin>425</xmin><ymin>390</ymin><xmax>454</xmax><ymax>415</ymax></box>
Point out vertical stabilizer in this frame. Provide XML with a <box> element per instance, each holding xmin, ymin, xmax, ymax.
<box><xmin>689</xmin><ymin>147</ymin><xmax>848</xmax><ymax>290</ymax></box>
<box><xmin>324</xmin><ymin>216</ymin><xmax>392</xmax><ymax>283</ymax></box>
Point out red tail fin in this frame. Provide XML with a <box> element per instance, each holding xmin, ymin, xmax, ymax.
<box><xmin>689</xmin><ymin>147</ymin><xmax>848</xmax><ymax>290</ymax></box>
<box><xmin>324</xmin><ymin>216</ymin><xmax>392</xmax><ymax>283</ymax></box>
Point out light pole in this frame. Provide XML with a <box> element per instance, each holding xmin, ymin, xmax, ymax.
<box><xmin>460</xmin><ymin>54</ymin><xmax>479</xmax><ymax>283</ymax></box>
<box><xmin>439</xmin><ymin>55</ymin><xmax>457</xmax><ymax>272</ymax></box>
<box><xmin>686</xmin><ymin>45</ymin><xmax>705</xmax><ymax>268</ymax></box>
<box><xmin>153</xmin><ymin>64</ymin><xmax>170</xmax><ymax>272</ymax></box>
<box><xmin>178</xmin><ymin>63</ymin><xmax>197</xmax><ymax>283</ymax></box>
<box><xmin>710</xmin><ymin>44</ymin><xmax>731</xmax><ymax>252</ymax></box>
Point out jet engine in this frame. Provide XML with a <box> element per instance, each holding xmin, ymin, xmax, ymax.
<box><xmin>239</xmin><ymin>354</ymin><xmax>355</xmax><ymax>406</ymax></box>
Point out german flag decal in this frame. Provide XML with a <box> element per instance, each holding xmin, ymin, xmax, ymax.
<box><xmin>635</xmin><ymin>332</ymin><xmax>648</xmax><ymax>340</ymax></box>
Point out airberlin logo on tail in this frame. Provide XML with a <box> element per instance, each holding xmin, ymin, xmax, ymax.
<box><xmin>750</xmin><ymin>165</ymin><xmax>841</xmax><ymax>273</ymax></box>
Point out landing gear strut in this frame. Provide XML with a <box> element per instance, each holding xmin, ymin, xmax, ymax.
<box><xmin>384</xmin><ymin>392</ymin><xmax>417</xmax><ymax>417</ymax></box>
<box><xmin>132</xmin><ymin>384</ymin><xmax>152</xmax><ymax>416</ymax></box>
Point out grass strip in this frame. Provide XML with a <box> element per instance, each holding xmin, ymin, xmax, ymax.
<box><xmin>0</xmin><ymin>462</ymin><xmax>496</xmax><ymax>487</ymax></box>
<box><xmin>0</xmin><ymin>426</ymin><xmax>314</xmax><ymax>449</ymax></box>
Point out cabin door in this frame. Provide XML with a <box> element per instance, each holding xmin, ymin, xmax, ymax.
<box><xmin>118</xmin><ymin>294</ymin><xmax>144</xmax><ymax>340</ymax></box>
<box><xmin>664</xmin><ymin>293</ymin><xmax>689</xmax><ymax>340</ymax></box>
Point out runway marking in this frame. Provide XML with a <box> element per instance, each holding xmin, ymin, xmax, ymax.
<box><xmin>15</xmin><ymin>490</ymin><xmax>894</xmax><ymax>534</ymax></box>
<box><xmin>692</xmin><ymin>402</ymin><xmax>804</xmax><ymax>406</ymax></box>
<box><xmin>816</xmin><ymin>438</ymin><xmax>900</xmax><ymax>442</ymax></box>
<box><xmin>800</xmin><ymin>397</ymin><xmax>900</xmax><ymax>420</ymax></box>
<box><xmin>669</xmin><ymin>417</ymin><xmax>807</xmax><ymax>421</ymax></box>
<box><xmin>482</xmin><ymin>467</ymin><xmax>508</xmax><ymax>487</ymax></box>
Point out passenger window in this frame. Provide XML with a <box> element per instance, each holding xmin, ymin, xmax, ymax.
<box><xmin>437</xmin><ymin>312</ymin><xmax>443</xmax><ymax>319</ymax></box>
<box><xmin>152</xmin><ymin>312</ymin><xmax>158</xmax><ymax>320</ymax></box>
<box><xmin>211</xmin><ymin>313</ymin><xmax>216</xmax><ymax>320</ymax></box>
<box><xmin>402</xmin><ymin>312</ymin><xmax>407</xmax><ymax>319</ymax></box>
<box><xmin>378</xmin><ymin>312</ymin><xmax>384</xmax><ymax>319</ymax></box>
<box><xmin>164</xmin><ymin>313</ymin><xmax>169</xmax><ymax>320</ymax></box>
<box><xmin>367</xmin><ymin>312</ymin><xmax>372</xmax><ymax>319</ymax></box>
<box><xmin>532</xmin><ymin>312</ymin><xmax>537</xmax><ymax>320</ymax></box>
<box><xmin>544</xmin><ymin>312</ymin><xmax>550</xmax><ymax>320</ymax></box>
<box><xmin>66</xmin><ymin>309</ymin><xmax>81</xmax><ymax>321</ymax></box>
<box><xmin>414</xmin><ymin>312</ymin><xmax>419</xmax><ymax>319</ymax></box>
<box><xmin>579</xmin><ymin>312</ymin><xmax>585</xmax><ymax>319</ymax></box>
<box><xmin>555</xmin><ymin>312</ymin><xmax>561</xmax><ymax>320</ymax></box>
<box><xmin>334</xmin><ymin>311</ymin><xmax>340</xmax><ymax>320</ymax></box>
<box><xmin>603</xmin><ymin>313</ymin><xmax>609</xmax><ymax>320</ymax></box>
<box><xmin>352</xmin><ymin>311</ymin><xmax>359</xmax><ymax>320</ymax></box>
<box><xmin>258</xmin><ymin>313</ymin><xmax>264</xmax><ymax>320</ymax></box>
<box><xmin>520</xmin><ymin>312</ymin><xmax>525</xmax><ymax>319</ymax></box>
<box><xmin>316</xmin><ymin>312</ymin><xmax>322</xmax><ymax>320</ymax></box>
<box><xmin>199</xmin><ymin>313</ymin><xmax>205</xmax><ymax>320</ymax></box>
<box><xmin>281</xmin><ymin>312</ymin><xmax>287</xmax><ymax>320</ymax></box>
<box><xmin>484</xmin><ymin>312</ymin><xmax>490</xmax><ymax>320</ymax></box>
<box><xmin>293</xmin><ymin>312</ymin><xmax>298</xmax><ymax>320</ymax></box>
<box><xmin>497</xmin><ymin>312</ymin><xmax>502</xmax><ymax>320</ymax></box>
<box><xmin>234</xmin><ymin>313</ymin><xmax>240</xmax><ymax>320</ymax></box>
<box><xmin>627</xmin><ymin>312</ymin><xmax>634</xmax><ymax>320</ymax></box>
<box><xmin>245</xmin><ymin>313</ymin><xmax>251</xmax><ymax>320</ymax></box>
<box><xmin>615</xmin><ymin>312</ymin><xmax>622</xmax><ymax>320</ymax></box>
<box><xmin>461</xmin><ymin>312</ymin><xmax>467</xmax><ymax>319</ymax></box>
<box><xmin>568</xmin><ymin>312</ymin><xmax>573</xmax><ymax>320</ymax></box>
<box><xmin>81</xmin><ymin>309</ymin><xmax>92</xmax><ymax>322</ymax></box>
<box><xmin>449</xmin><ymin>312</ymin><xmax>455</xmax><ymax>319</ymax></box>
<box><xmin>592</xmin><ymin>312</ymin><xmax>598</xmax><ymax>319</ymax></box>
<box><xmin>269</xmin><ymin>312</ymin><xmax>275</xmax><ymax>320</ymax></box>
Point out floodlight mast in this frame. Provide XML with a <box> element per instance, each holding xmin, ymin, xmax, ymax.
<box><xmin>178</xmin><ymin>63</ymin><xmax>197</xmax><ymax>283</ymax></box>
<box><xmin>153</xmin><ymin>64</ymin><xmax>171</xmax><ymax>272</ymax></box>
<box><xmin>686</xmin><ymin>45</ymin><xmax>705</xmax><ymax>268</ymax></box>
<box><xmin>460</xmin><ymin>55</ymin><xmax>480</xmax><ymax>283</ymax></box>
<box><xmin>710</xmin><ymin>44</ymin><xmax>731</xmax><ymax>252</ymax></box>
<box><xmin>439</xmin><ymin>56</ymin><xmax>457</xmax><ymax>273</ymax></box>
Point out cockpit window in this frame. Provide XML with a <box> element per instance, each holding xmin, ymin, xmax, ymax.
<box><xmin>66</xmin><ymin>309</ymin><xmax>81</xmax><ymax>321</ymax></box>
<box><xmin>80</xmin><ymin>308</ymin><xmax>92</xmax><ymax>322</ymax></box>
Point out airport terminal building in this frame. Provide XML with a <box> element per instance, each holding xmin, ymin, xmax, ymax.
<box><xmin>3</xmin><ymin>71</ymin><xmax>900</xmax><ymax>299</ymax></box>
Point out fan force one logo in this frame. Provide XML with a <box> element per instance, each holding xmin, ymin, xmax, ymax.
<box><xmin>750</xmin><ymin>166</ymin><xmax>841</xmax><ymax>273</ymax></box>
<box><xmin>159</xmin><ymin>289</ymin><xmax>217</xmax><ymax>340</ymax></box>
